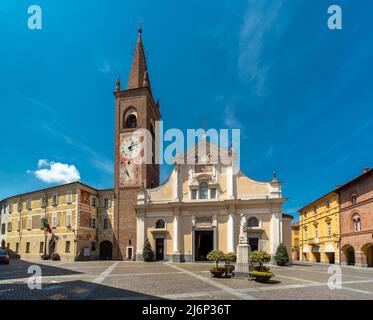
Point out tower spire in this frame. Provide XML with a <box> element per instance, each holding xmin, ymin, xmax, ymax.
<box><xmin>127</xmin><ymin>27</ymin><xmax>151</xmax><ymax>90</ymax></box>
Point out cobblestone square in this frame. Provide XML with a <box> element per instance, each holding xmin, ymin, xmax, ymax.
<box><xmin>1</xmin><ymin>260</ymin><xmax>373</xmax><ymax>300</ymax></box>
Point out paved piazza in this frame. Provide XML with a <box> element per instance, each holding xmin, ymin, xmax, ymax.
<box><xmin>1</xmin><ymin>260</ymin><xmax>373</xmax><ymax>300</ymax></box>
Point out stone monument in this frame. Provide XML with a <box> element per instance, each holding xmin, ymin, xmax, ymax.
<box><xmin>234</xmin><ymin>214</ymin><xmax>252</xmax><ymax>277</ymax></box>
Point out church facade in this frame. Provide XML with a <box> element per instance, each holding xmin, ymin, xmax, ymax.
<box><xmin>134</xmin><ymin>139</ymin><xmax>291</xmax><ymax>262</ymax></box>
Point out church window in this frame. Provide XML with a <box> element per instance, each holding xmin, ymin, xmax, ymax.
<box><xmin>155</xmin><ymin>219</ymin><xmax>165</xmax><ymax>229</ymax></box>
<box><xmin>247</xmin><ymin>217</ymin><xmax>259</xmax><ymax>228</ymax></box>
<box><xmin>199</xmin><ymin>182</ymin><xmax>208</xmax><ymax>199</ymax></box>
<box><xmin>191</xmin><ymin>189</ymin><xmax>197</xmax><ymax>199</ymax></box>
<box><xmin>210</xmin><ymin>188</ymin><xmax>217</xmax><ymax>199</ymax></box>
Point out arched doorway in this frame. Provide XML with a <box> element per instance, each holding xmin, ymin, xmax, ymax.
<box><xmin>362</xmin><ymin>244</ymin><xmax>373</xmax><ymax>267</ymax></box>
<box><xmin>99</xmin><ymin>241</ymin><xmax>113</xmax><ymax>260</ymax></box>
<box><xmin>342</xmin><ymin>245</ymin><xmax>355</xmax><ymax>266</ymax></box>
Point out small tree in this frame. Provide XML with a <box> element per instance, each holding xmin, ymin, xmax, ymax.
<box><xmin>275</xmin><ymin>243</ymin><xmax>289</xmax><ymax>266</ymax></box>
<box><xmin>224</xmin><ymin>252</ymin><xmax>237</xmax><ymax>263</ymax></box>
<box><xmin>249</xmin><ymin>250</ymin><xmax>271</xmax><ymax>272</ymax></box>
<box><xmin>143</xmin><ymin>239</ymin><xmax>154</xmax><ymax>262</ymax></box>
<box><xmin>207</xmin><ymin>250</ymin><xmax>225</xmax><ymax>269</ymax></box>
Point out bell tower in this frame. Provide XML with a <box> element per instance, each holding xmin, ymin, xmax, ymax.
<box><xmin>113</xmin><ymin>28</ymin><xmax>160</xmax><ymax>260</ymax></box>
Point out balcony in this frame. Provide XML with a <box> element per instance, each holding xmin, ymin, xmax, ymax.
<box><xmin>308</xmin><ymin>238</ymin><xmax>319</xmax><ymax>245</ymax></box>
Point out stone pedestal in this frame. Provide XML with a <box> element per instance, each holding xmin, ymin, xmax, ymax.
<box><xmin>234</xmin><ymin>243</ymin><xmax>251</xmax><ymax>278</ymax></box>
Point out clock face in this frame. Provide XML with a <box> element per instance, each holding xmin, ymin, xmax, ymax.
<box><xmin>119</xmin><ymin>133</ymin><xmax>143</xmax><ymax>187</ymax></box>
<box><xmin>120</xmin><ymin>135</ymin><xmax>143</xmax><ymax>160</ymax></box>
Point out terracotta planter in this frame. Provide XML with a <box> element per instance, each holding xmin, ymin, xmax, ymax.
<box><xmin>210</xmin><ymin>270</ymin><xmax>225</xmax><ymax>277</ymax></box>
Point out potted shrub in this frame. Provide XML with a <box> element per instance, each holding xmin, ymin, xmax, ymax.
<box><xmin>207</xmin><ymin>250</ymin><xmax>226</xmax><ymax>277</ymax></box>
<box><xmin>223</xmin><ymin>252</ymin><xmax>236</xmax><ymax>277</ymax></box>
<box><xmin>143</xmin><ymin>239</ymin><xmax>154</xmax><ymax>262</ymax></box>
<box><xmin>275</xmin><ymin>243</ymin><xmax>289</xmax><ymax>266</ymax></box>
<box><xmin>249</xmin><ymin>250</ymin><xmax>273</xmax><ymax>283</ymax></box>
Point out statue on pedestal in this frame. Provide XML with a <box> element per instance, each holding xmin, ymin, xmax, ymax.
<box><xmin>235</xmin><ymin>214</ymin><xmax>252</xmax><ymax>278</ymax></box>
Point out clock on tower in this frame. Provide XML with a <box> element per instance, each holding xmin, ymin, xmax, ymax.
<box><xmin>113</xmin><ymin>27</ymin><xmax>160</xmax><ymax>260</ymax></box>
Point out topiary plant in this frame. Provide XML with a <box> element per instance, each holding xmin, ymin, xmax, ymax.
<box><xmin>207</xmin><ymin>250</ymin><xmax>225</xmax><ymax>269</ymax></box>
<box><xmin>207</xmin><ymin>250</ymin><xmax>226</xmax><ymax>276</ymax></box>
<box><xmin>275</xmin><ymin>243</ymin><xmax>289</xmax><ymax>266</ymax></box>
<box><xmin>143</xmin><ymin>239</ymin><xmax>154</xmax><ymax>262</ymax></box>
<box><xmin>224</xmin><ymin>252</ymin><xmax>237</xmax><ymax>263</ymax></box>
<box><xmin>249</xmin><ymin>250</ymin><xmax>273</xmax><ymax>282</ymax></box>
<box><xmin>249</xmin><ymin>250</ymin><xmax>271</xmax><ymax>272</ymax></box>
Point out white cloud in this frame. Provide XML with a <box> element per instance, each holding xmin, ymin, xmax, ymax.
<box><xmin>224</xmin><ymin>106</ymin><xmax>242</xmax><ymax>129</ymax></box>
<box><xmin>30</xmin><ymin>159</ymin><xmax>80</xmax><ymax>184</ymax></box>
<box><xmin>63</xmin><ymin>136</ymin><xmax>114</xmax><ymax>174</ymax></box>
<box><xmin>97</xmin><ymin>60</ymin><xmax>112</xmax><ymax>73</ymax></box>
<box><xmin>238</xmin><ymin>0</ymin><xmax>284</xmax><ymax>95</ymax></box>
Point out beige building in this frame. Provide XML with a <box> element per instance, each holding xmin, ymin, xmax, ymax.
<box><xmin>1</xmin><ymin>182</ymin><xmax>114</xmax><ymax>262</ymax></box>
<box><xmin>135</xmin><ymin>139</ymin><xmax>291</xmax><ymax>262</ymax></box>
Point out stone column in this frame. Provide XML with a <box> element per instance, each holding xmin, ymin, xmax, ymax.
<box><xmin>136</xmin><ymin>212</ymin><xmax>146</xmax><ymax>261</ymax></box>
<box><xmin>173</xmin><ymin>214</ymin><xmax>180</xmax><ymax>253</ymax></box>
<box><xmin>172</xmin><ymin>210</ymin><xmax>181</xmax><ymax>262</ymax></box>
<box><xmin>270</xmin><ymin>208</ymin><xmax>281</xmax><ymax>261</ymax></box>
<box><xmin>227</xmin><ymin>212</ymin><xmax>235</xmax><ymax>253</ymax></box>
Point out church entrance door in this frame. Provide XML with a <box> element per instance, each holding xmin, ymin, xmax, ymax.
<box><xmin>195</xmin><ymin>230</ymin><xmax>213</xmax><ymax>261</ymax></box>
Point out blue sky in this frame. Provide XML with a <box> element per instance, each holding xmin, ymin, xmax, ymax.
<box><xmin>0</xmin><ymin>0</ymin><xmax>372</xmax><ymax>220</ymax></box>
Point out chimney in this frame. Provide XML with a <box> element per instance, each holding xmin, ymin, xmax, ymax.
<box><xmin>336</xmin><ymin>184</ymin><xmax>341</xmax><ymax>188</ymax></box>
<box><xmin>363</xmin><ymin>167</ymin><xmax>370</xmax><ymax>173</ymax></box>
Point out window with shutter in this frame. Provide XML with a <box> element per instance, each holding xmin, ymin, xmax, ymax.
<box><xmin>66</xmin><ymin>190</ymin><xmax>72</xmax><ymax>204</ymax></box>
<box><xmin>52</xmin><ymin>214</ymin><xmax>57</xmax><ymax>228</ymax></box>
<box><xmin>41</xmin><ymin>195</ymin><xmax>47</xmax><ymax>208</ymax></box>
<box><xmin>27</xmin><ymin>217</ymin><xmax>32</xmax><ymax>230</ymax></box>
<box><xmin>66</xmin><ymin>211</ymin><xmax>71</xmax><ymax>227</ymax></box>
<box><xmin>52</xmin><ymin>193</ymin><xmax>58</xmax><ymax>206</ymax></box>
<box><xmin>26</xmin><ymin>198</ymin><xmax>32</xmax><ymax>210</ymax></box>
<box><xmin>104</xmin><ymin>197</ymin><xmax>109</xmax><ymax>208</ymax></box>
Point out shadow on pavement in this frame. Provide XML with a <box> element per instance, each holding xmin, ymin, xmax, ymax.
<box><xmin>0</xmin><ymin>280</ymin><xmax>165</xmax><ymax>300</ymax></box>
<box><xmin>0</xmin><ymin>259</ymin><xmax>82</xmax><ymax>280</ymax></box>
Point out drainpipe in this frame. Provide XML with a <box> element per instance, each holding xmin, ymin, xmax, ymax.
<box><xmin>338</xmin><ymin>193</ymin><xmax>342</xmax><ymax>266</ymax></box>
<box><xmin>43</xmin><ymin>193</ymin><xmax>48</xmax><ymax>257</ymax></box>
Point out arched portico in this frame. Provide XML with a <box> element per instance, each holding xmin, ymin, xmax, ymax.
<box><xmin>361</xmin><ymin>243</ymin><xmax>373</xmax><ymax>267</ymax></box>
<box><xmin>342</xmin><ymin>245</ymin><xmax>355</xmax><ymax>266</ymax></box>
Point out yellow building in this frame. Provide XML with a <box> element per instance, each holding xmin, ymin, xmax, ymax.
<box><xmin>299</xmin><ymin>192</ymin><xmax>340</xmax><ymax>264</ymax></box>
<box><xmin>291</xmin><ymin>222</ymin><xmax>300</xmax><ymax>261</ymax></box>
<box><xmin>1</xmin><ymin>182</ymin><xmax>114</xmax><ymax>262</ymax></box>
